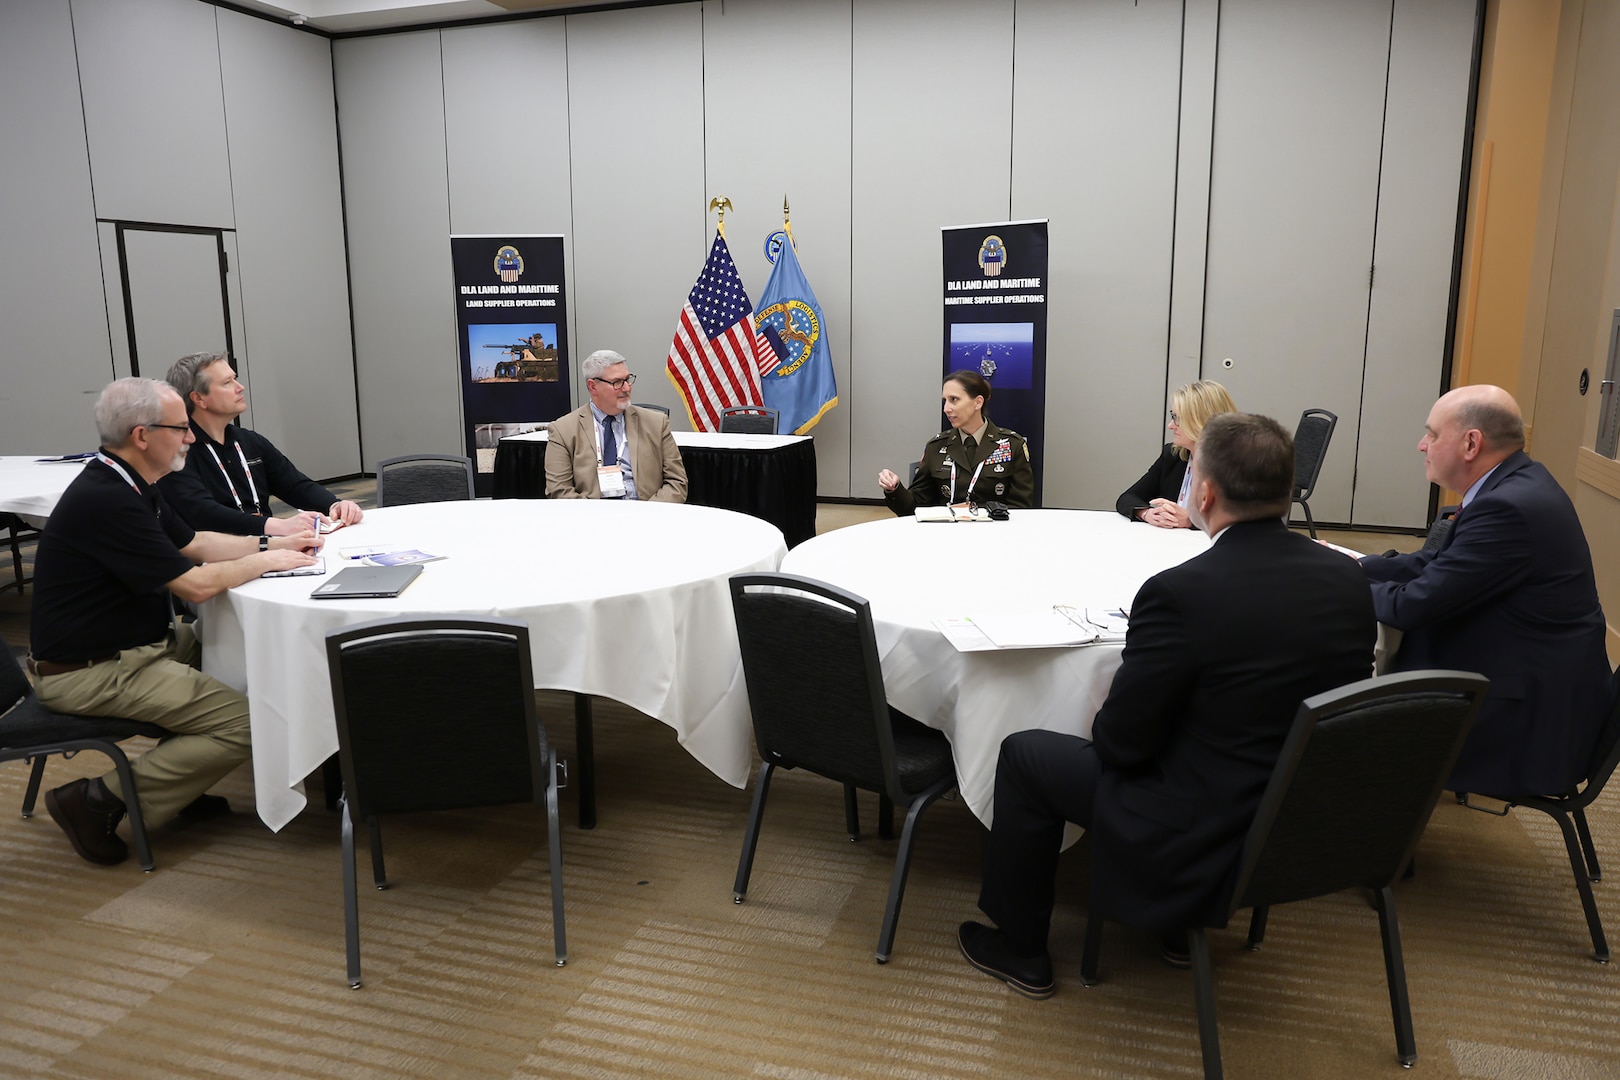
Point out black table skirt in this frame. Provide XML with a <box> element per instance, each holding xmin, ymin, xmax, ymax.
<box><xmin>492</xmin><ymin>437</ymin><xmax>818</xmax><ymax>547</ymax></box>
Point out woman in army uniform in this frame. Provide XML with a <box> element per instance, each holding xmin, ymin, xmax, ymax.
<box><xmin>878</xmin><ymin>370</ymin><xmax>1034</xmax><ymax>515</ymax></box>
<box><xmin>1115</xmin><ymin>379</ymin><xmax>1236</xmax><ymax>528</ymax></box>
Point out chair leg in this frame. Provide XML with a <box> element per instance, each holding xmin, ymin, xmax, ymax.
<box><xmin>573</xmin><ymin>694</ymin><xmax>596</xmax><ymax>830</ymax></box>
<box><xmin>1246</xmin><ymin>905</ymin><xmax>1269</xmax><ymax>950</ymax></box>
<box><xmin>1371</xmin><ymin>885</ymin><xmax>1417</xmax><ymax>1065</ymax></box>
<box><xmin>368</xmin><ymin>816</ymin><xmax>387</xmax><ymax>890</ymax></box>
<box><xmin>843</xmin><ymin>783</ymin><xmax>860</xmax><ymax>841</ymax></box>
<box><xmin>101</xmin><ymin>744</ymin><xmax>154</xmax><ymax>872</ymax></box>
<box><xmin>545</xmin><ymin>748</ymin><xmax>567</xmax><ymax>967</ymax></box>
<box><xmin>733</xmin><ymin>761</ymin><xmax>776</xmax><ymax>902</ymax></box>
<box><xmin>1189</xmin><ymin>928</ymin><xmax>1223</xmax><ymax>1080</ymax></box>
<box><xmin>341</xmin><ymin>798</ymin><xmax>362</xmax><ymax>988</ymax></box>
<box><xmin>1549</xmin><ymin>807</ymin><xmax>1610</xmax><ymax>962</ymax></box>
<box><xmin>1574</xmin><ymin>806</ymin><xmax>1602</xmax><ymax>881</ymax></box>
<box><xmin>874</xmin><ymin>787</ymin><xmax>947</xmax><ymax>964</ymax></box>
<box><xmin>1080</xmin><ymin>913</ymin><xmax>1105</xmax><ymax>986</ymax></box>
<box><xmin>878</xmin><ymin>793</ymin><xmax>894</xmax><ymax>841</ymax></box>
<box><xmin>1297</xmin><ymin>497</ymin><xmax>1318</xmax><ymax>540</ymax></box>
<box><xmin>21</xmin><ymin>755</ymin><xmax>47</xmax><ymax>816</ymax></box>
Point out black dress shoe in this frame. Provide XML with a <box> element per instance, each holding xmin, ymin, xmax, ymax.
<box><xmin>958</xmin><ymin>921</ymin><xmax>1055</xmax><ymax>1000</ymax></box>
<box><xmin>1159</xmin><ymin>931</ymin><xmax>1192</xmax><ymax>969</ymax></box>
<box><xmin>179</xmin><ymin>793</ymin><xmax>232</xmax><ymax>820</ymax></box>
<box><xmin>45</xmin><ymin>778</ymin><xmax>128</xmax><ymax>866</ymax></box>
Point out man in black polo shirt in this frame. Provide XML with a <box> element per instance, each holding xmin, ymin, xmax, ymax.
<box><xmin>30</xmin><ymin>378</ymin><xmax>320</xmax><ymax>865</ymax></box>
<box><xmin>157</xmin><ymin>351</ymin><xmax>364</xmax><ymax>535</ymax></box>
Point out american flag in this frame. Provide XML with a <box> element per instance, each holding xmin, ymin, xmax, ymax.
<box><xmin>665</xmin><ymin>232</ymin><xmax>780</xmax><ymax>431</ymax></box>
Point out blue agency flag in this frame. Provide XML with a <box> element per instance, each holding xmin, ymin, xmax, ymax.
<box><xmin>754</xmin><ymin>237</ymin><xmax>837</xmax><ymax>434</ymax></box>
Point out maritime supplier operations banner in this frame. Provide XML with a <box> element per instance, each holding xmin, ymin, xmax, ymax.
<box><xmin>451</xmin><ymin>234</ymin><xmax>571</xmax><ymax>496</ymax></box>
<box><xmin>941</xmin><ymin>220</ymin><xmax>1049</xmax><ymax>505</ymax></box>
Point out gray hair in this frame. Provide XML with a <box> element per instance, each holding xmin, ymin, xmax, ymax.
<box><xmin>95</xmin><ymin>378</ymin><xmax>178</xmax><ymax>447</ymax></box>
<box><xmin>1456</xmin><ymin>399</ymin><xmax>1526</xmax><ymax>452</ymax></box>
<box><xmin>166</xmin><ymin>352</ymin><xmax>230</xmax><ymax>415</ymax></box>
<box><xmin>581</xmin><ymin>349</ymin><xmax>628</xmax><ymax>382</ymax></box>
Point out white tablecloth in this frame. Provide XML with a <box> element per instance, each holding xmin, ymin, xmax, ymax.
<box><xmin>778</xmin><ymin>510</ymin><xmax>1211</xmax><ymax>826</ymax></box>
<box><xmin>201</xmin><ymin>499</ymin><xmax>786</xmax><ymax>830</ymax></box>
<box><xmin>0</xmin><ymin>455</ymin><xmax>88</xmax><ymax>519</ymax></box>
<box><xmin>501</xmin><ymin>430</ymin><xmax>811</xmax><ymax>451</ymax></box>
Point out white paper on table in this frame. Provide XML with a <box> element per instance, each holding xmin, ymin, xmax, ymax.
<box><xmin>1320</xmin><ymin>540</ymin><xmax>1365</xmax><ymax>559</ymax></box>
<box><xmin>931</xmin><ymin>617</ymin><xmax>999</xmax><ymax>652</ymax></box>
<box><xmin>914</xmin><ymin>505</ymin><xmax>990</xmax><ymax>523</ymax></box>
<box><xmin>1081</xmin><ymin>607</ymin><xmax>1130</xmax><ymax>640</ymax></box>
<box><xmin>970</xmin><ymin>612</ymin><xmax>1100</xmax><ymax>649</ymax></box>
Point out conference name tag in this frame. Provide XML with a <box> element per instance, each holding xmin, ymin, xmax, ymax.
<box><xmin>598</xmin><ymin>464</ymin><xmax>626</xmax><ymax>498</ymax></box>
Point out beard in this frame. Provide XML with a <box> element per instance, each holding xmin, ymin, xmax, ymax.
<box><xmin>169</xmin><ymin>448</ymin><xmax>189</xmax><ymax>473</ymax></box>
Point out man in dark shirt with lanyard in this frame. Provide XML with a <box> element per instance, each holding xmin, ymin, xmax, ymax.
<box><xmin>157</xmin><ymin>351</ymin><xmax>364</xmax><ymax>535</ymax></box>
<box><xmin>29</xmin><ymin>378</ymin><xmax>320</xmax><ymax>865</ymax></box>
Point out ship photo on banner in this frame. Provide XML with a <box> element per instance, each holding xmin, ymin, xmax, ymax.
<box><xmin>451</xmin><ymin>234</ymin><xmax>571</xmax><ymax>496</ymax></box>
<box><xmin>941</xmin><ymin>220</ymin><xmax>1049</xmax><ymax>505</ymax></box>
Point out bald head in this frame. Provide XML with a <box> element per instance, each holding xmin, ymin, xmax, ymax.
<box><xmin>1420</xmin><ymin>384</ymin><xmax>1524</xmax><ymax>492</ymax></box>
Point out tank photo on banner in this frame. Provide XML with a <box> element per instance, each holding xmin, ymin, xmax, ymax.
<box><xmin>451</xmin><ymin>235</ymin><xmax>571</xmax><ymax>496</ymax></box>
<box><xmin>941</xmin><ymin>221</ymin><xmax>1049</xmax><ymax>505</ymax></box>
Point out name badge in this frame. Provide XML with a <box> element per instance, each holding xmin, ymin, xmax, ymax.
<box><xmin>598</xmin><ymin>465</ymin><xmax>627</xmax><ymax>498</ymax></box>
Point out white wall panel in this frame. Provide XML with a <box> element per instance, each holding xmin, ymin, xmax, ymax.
<box><xmin>1201</xmin><ymin>0</ymin><xmax>1392</xmax><ymax>525</ymax></box>
<box><xmin>850</xmin><ymin>0</ymin><xmax>1015</xmax><ymax>497</ymax></box>
<box><xmin>565</xmin><ymin>4</ymin><xmax>706</xmax><ymax>420</ymax></box>
<box><xmin>1167</xmin><ymin>0</ymin><xmax>1219</xmax><ymax>395</ymax></box>
<box><xmin>1354</xmin><ymin>0</ymin><xmax>1477</xmax><ymax>527</ymax></box>
<box><xmin>702</xmin><ymin>0</ymin><xmax>854</xmax><ymax>494</ymax></box>
<box><xmin>0</xmin><ymin>0</ymin><xmax>113</xmax><ymax>453</ymax></box>
<box><xmin>333</xmin><ymin>32</ymin><xmax>460</xmax><ymax>468</ymax></box>
<box><xmin>1012</xmin><ymin>0</ymin><xmax>1184</xmax><ymax>510</ymax></box>
<box><xmin>72</xmin><ymin>0</ymin><xmax>235</xmax><ymax>228</ymax></box>
<box><xmin>219</xmin><ymin>9</ymin><xmax>359</xmax><ymax>481</ymax></box>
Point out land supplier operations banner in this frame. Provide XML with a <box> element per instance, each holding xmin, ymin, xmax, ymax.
<box><xmin>941</xmin><ymin>220</ymin><xmax>1048</xmax><ymax>505</ymax></box>
<box><xmin>451</xmin><ymin>234</ymin><xmax>571</xmax><ymax>496</ymax></box>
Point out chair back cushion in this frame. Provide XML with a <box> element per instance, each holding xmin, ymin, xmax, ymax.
<box><xmin>327</xmin><ymin>620</ymin><xmax>543</xmax><ymax>817</ymax></box>
<box><xmin>376</xmin><ymin>456</ymin><xmax>475</xmax><ymax>507</ymax></box>
<box><xmin>730</xmin><ymin>575</ymin><xmax>894</xmax><ymax>794</ymax></box>
<box><xmin>1292</xmin><ymin>410</ymin><xmax>1337</xmax><ymax>496</ymax></box>
<box><xmin>0</xmin><ymin>652</ymin><xmax>30</xmax><ymax>715</ymax></box>
<box><xmin>1233</xmin><ymin>671</ymin><xmax>1487</xmax><ymax>911</ymax></box>
<box><xmin>720</xmin><ymin>409</ymin><xmax>779</xmax><ymax>435</ymax></box>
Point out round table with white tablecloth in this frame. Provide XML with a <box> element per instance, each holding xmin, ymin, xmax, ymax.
<box><xmin>200</xmin><ymin>499</ymin><xmax>786</xmax><ymax>829</ymax></box>
<box><xmin>0</xmin><ymin>455</ymin><xmax>88</xmax><ymax>519</ymax></box>
<box><xmin>779</xmin><ymin>510</ymin><xmax>1211</xmax><ymax>826</ymax></box>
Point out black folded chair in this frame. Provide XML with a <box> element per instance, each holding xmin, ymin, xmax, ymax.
<box><xmin>719</xmin><ymin>406</ymin><xmax>780</xmax><ymax>435</ymax></box>
<box><xmin>2</xmin><ymin>512</ymin><xmax>40</xmax><ymax>595</ymax></box>
<box><xmin>729</xmin><ymin>572</ymin><xmax>957</xmax><ymax>964</ymax></box>
<box><xmin>325</xmin><ymin>617</ymin><xmax>567</xmax><ymax>988</ymax></box>
<box><xmin>1080</xmin><ymin>670</ymin><xmax>1488</xmax><ymax>1079</ymax></box>
<box><xmin>0</xmin><ymin>652</ymin><xmax>162</xmax><ymax>871</ymax></box>
<box><xmin>1458</xmin><ymin>663</ymin><xmax>1620</xmax><ymax>962</ymax></box>
<box><xmin>638</xmin><ymin>403</ymin><xmax>671</xmax><ymax>416</ymax></box>
<box><xmin>1291</xmin><ymin>408</ymin><xmax>1338</xmax><ymax>539</ymax></box>
<box><xmin>374</xmin><ymin>453</ymin><xmax>475</xmax><ymax>507</ymax></box>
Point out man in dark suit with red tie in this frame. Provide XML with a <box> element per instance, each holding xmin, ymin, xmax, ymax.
<box><xmin>1359</xmin><ymin>384</ymin><xmax>1610</xmax><ymax>798</ymax></box>
<box><xmin>958</xmin><ymin>413</ymin><xmax>1376</xmax><ymax>998</ymax></box>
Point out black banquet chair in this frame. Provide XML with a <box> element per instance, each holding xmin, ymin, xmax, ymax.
<box><xmin>1459</xmin><ymin>663</ymin><xmax>1620</xmax><ymax>962</ymax></box>
<box><xmin>1079</xmin><ymin>670</ymin><xmax>1488</xmax><ymax>1079</ymax></box>
<box><xmin>2</xmin><ymin>513</ymin><xmax>41</xmax><ymax>595</ymax></box>
<box><xmin>1291</xmin><ymin>408</ymin><xmax>1338</xmax><ymax>539</ymax></box>
<box><xmin>728</xmin><ymin>572</ymin><xmax>957</xmax><ymax>964</ymax></box>
<box><xmin>719</xmin><ymin>405</ymin><xmax>780</xmax><ymax>435</ymax></box>
<box><xmin>325</xmin><ymin>617</ymin><xmax>567</xmax><ymax>988</ymax></box>
<box><xmin>638</xmin><ymin>403</ymin><xmax>671</xmax><ymax>416</ymax></box>
<box><xmin>374</xmin><ymin>453</ymin><xmax>475</xmax><ymax>507</ymax></box>
<box><xmin>0</xmin><ymin>651</ymin><xmax>162</xmax><ymax>871</ymax></box>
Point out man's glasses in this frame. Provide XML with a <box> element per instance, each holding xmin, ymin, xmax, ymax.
<box><xmin>145</xmin><ymin>423</ymin><xmax>191</xmax><ymax>433</ymax></box>
<box><xmin>591</xmin><ymin>374</ymin><xmax>637</xmax><ymax>389</ymax></box>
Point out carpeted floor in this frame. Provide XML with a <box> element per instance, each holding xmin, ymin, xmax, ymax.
<box><xmin>3</xmin><ymin>491</ymin><xmax>1617</xmax><ymax>1079</ymax></box>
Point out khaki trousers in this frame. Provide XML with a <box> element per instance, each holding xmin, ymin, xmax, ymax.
<box><xmin>32</xmin><ymin>627</ymin><xmax>251</xmax><ymax>828</ymax></box>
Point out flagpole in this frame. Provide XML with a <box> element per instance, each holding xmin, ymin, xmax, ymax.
<box><xmin>708</xmin><ymin>195</ymin><xmax>732</xmax><ymax>240</ymax></box>
<box><xmin>783</xmin><ymin>195</ymin><xmax>793</xmax><ymax>246</ymax></box>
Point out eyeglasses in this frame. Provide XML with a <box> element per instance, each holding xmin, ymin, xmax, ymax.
<box><xmin>145</xmin><ymin>423</ymin><xmax>191</xmax><ymax>433</ymax></box>
<box><xmin>1168</xmin><ymin>410</ymin><xmax>1180</xmax><ymax>425</ymax></box>
<box><xmin>591</xmin><ymin>374</ymin><xmax>637</xmax><ymax>389</ymax></box>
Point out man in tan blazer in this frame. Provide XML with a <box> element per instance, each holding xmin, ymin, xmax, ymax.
<box><xmin>545</xmin><ymin>349</ymin><xmax>688</xmax><ymax>502</ymax></box>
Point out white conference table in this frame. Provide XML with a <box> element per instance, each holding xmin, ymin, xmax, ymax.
<box><xmin>200</xmin><ymin>499</ymin><xmax>787</xmax><ymax>830</ymax></box>
<box><xmin>778</xmin><ymin>510</ymin><xmax>1211</xmax><ymax>827</ymax></box>
<box><xmin>0</xmin><ymin>455</ymin><xmax>88</xmax><ymax>519</ymax></box>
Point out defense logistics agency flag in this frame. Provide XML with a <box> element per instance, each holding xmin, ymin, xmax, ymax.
<box><xmin>666</xmin><ymin>232</ymin><xmax>779</xmax><ymax>431</ymax></box>
<box><xmin>756</xmin><ymin>237</ymin><xmax>837</xmax><ymax>434</ymax></box>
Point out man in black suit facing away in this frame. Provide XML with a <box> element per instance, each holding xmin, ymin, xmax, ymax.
<box><xmin>959</xmin><ymin>413</ymin><xmax>1376</xmax><ymax>998</ymax></box>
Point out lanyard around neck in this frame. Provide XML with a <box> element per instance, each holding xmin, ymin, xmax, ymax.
<box><xmin>96</xmin><ymin>452</ymin><xmax>140</xmax><ymax>494</ymax></box>
<box><xmin>205</xmin><ymin>438</ymin><xmax>261</xmax><ymax>512</ymax></box>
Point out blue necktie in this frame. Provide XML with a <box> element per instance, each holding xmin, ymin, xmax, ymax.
<box><xmin>601</xmin><ymin>416</ymin><xmax>618</xmax><ymax>467</ymax></box>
